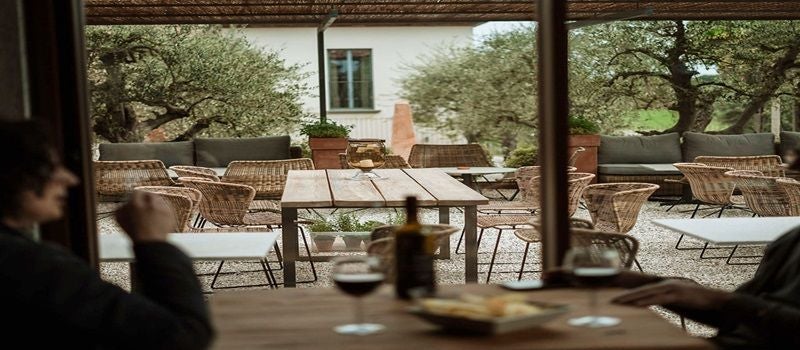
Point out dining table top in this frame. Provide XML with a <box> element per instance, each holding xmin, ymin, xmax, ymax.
<box><xmin>280</xmin><ymin>168</ymin><xmax>489</xmax><ymax>208</ymax></box>
<box><xmin>210</xmin><ymin>284</ymin><xmax>713</xmax><ymax>350</ymax></box>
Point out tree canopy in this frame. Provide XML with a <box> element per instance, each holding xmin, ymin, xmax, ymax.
<box><xmin>87</xmin><ymin>25</ymin><xmax>310</xmax><ymax>143</ymax></box>
<box><xmin>402</xmin><ymin>20</ymin><xmax>800</xmax><ymax>149</ymax></box>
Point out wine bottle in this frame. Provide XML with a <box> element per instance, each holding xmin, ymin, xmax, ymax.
<box><xmin>394</xmin><ymin>196</ymin><xmax>436</xmax><ymax>299</ymax></box>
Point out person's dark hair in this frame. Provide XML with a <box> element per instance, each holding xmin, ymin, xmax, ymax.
<box><xmin>790</xmin><ymin>147</ymin><xmax>800</xmax><ymax>171</ymax></box>
<box><xmin>0</xmin><ymin>121</ymin><xmax>57</xmax><ymax>218</ymax></box>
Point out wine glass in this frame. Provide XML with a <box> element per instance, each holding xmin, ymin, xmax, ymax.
<box><xmin>332</xmin><ymin>256</ymin><xmax>386</xmax><ymax>335</ymax></box>
<box><xmin>563</xmin><ymin>246</ymin><xmax>622</xmax><ymax>328</ymax></box>
<box><xmin>346</xmin><ymin>138</ymin><xmax>387</xmax><ymax>180</ymax></box>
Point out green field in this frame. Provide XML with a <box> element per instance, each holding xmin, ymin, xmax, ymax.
<box><xmin>622</xmin><ymin>110</ymin><xmax>727</xmax><ymax>132</ymax></box>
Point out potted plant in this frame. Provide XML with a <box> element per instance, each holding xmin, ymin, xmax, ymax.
<box><xmin>300</xmin><ymin>120</ymin><xmax>352</xmax><ymax>169</ymax></box>
<box><xmin>308</xmin><ymin>220</ymin><xmax>337</xmax><ymax>252</ymax></box>
<box><xmin>567</xmin><ymin>116</ymin><xmax>601</xmax><ymax>179</ymax></box>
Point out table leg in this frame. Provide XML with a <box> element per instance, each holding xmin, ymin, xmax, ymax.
<box><xmin>464</xmin><ymin>205</ymin><xmax>478</xmax><ymax>283</ymax></box>
<box><xmin>129</xmin><ymin>262</ymin><xmax>139</xmax><ymax>292</ymax></box>
<box><xmin>438</xmin><ymin>207</ymin><xmax>451</xmax><ymax>260</ymax></box>
<box><xmin>282</xmin><ymin>208</ymin><xmax>298</xmax><ymax>288</ymax></box>
<box><xmin>462</xmin><ymin>174</ymin><xmax>477</xmax><ymax>191</ymax></box>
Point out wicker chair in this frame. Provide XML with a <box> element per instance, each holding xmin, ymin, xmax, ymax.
<box><xmin>570</xmin><ymin>228</ymin><xmax>640</xmax><ymax>270</ymax></box>
<box><xmin>180</xmin><ymin>177</ymin><xmax>317</xmax><ymax>286</ymax></box>
<box><xmin>776</xmin><ymin>178</ymin><xmax>800</xmax><ymax>216</ymax></box>
<box><xmin>223</xmin><ymin>158</ymin><xmax>314</xmax><ymax>200</ymax></box>
<box><xmin>725</xmin><ymin>170</ymin><xmax>793</xmax><ymax>217</ymax></box>
<box><xmin>133</xmin><ymin>186</ymin><xmax>201</xmax><ymax>232</ymax></box>
<box><xmin>695</xmin><ymin>155</ymin><xmax>785</xmax><ymax>177</ymax></box>
<box><xmin>475</xmin><ymin>173</ymin><xmax>595</xmax><ymax>283</ymax></box>
<box><xmin>407</xmin><ymin>143</ymin><xmax>493</xmax><ymax>168</ymax></box>
<box><xmin>338</xmin><ymin>153</ymin><xmax>411</xmax><ymax>169</ymax></box>
<box><xmin>582</xmin><ymin>183</ymin><xmax>659</xmax><ymax>234</ymax></box>
<box><xmin>478</xmin><ymin>166</ymin><xmax>578</xmax><ymax>215</ymax></box>
<box><xmin>513</xmin><ymin>218</ymin><xmax>595</xmax><ymax>280</ymax></box>
<box><xmin>94</xmin><ymin>160</ymin><xmax>176</xmax><ymax>201</ymax></box>
<box><xmin>366</xmin><ymin>224</ymin><xmax>459</xmax><ymax>281</ymax></box>
<box><xmin>169</xmin><ymin>165</ymin><xmax>220</xmax><ymax>182</ymax></box>
<box><xmin>674</xmin><ymin>163</ymin><xmax>742</xmax><ymax>216</ymax></box>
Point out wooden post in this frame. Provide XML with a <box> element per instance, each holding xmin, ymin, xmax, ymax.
<box><xmin>771</xmin><ymin>98</ymin><xmax>781</xmax><ymax>137</ymax></box>
<box><xmin>537</xmin><ymin>0</ymin><xmax>570</xmax><ymax>270</ymax></box>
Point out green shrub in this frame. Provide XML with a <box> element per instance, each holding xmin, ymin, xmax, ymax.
<box><xmin>300</xmin><ymin>120</ymin><xmax>352</xmax><ymax>138</ymax></box>
<box><xmin>505</xmin><ymin>147</ymin><xmax>538</xmax><ymax>168</ymax></box>
<box><xmin>568</xmin><ymin>116</ymin><xmax>600</xmax><ymax>135</ymax></box>
<box><xmin>308</xmin><ymin>219</ymin><xmax>335</xmax><ymax>232</ymax></box>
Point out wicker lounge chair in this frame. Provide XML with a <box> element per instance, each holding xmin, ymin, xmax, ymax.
<box><xmin>695</xmin><ymin>155</ymin><xmax>785</xmax><ymax>177</ymax></box>
<box><xmin>776</xmin><ymin>178</ymin><xmax>800</xmax><ymax>216</ymax></box>
<box><xmin>223</xmin><ymin>158</ymin><xmax>314</xmax><ymax>200</ymax></box>
<box><xmin>725</xmin><ymin>170</ymin><xmax>793</xmax><ymax>217</ymax></box>
<box><xmin>134</xmin><ymin>186</ymin><xmax>201</xmax><ymax>232</ymax></box>
<box><xmin>94</xmin><ymin>160</ymin><xmax>176</xmax><ymax>202</ymax></box>
<box><xmin>169</xmin><ymin>165</ymin><xmax>220</xmax><ymax>182</ymax></box>
<box><xmin>582</xmin><ymin>183</ymin><xmax>659</xmax><ymax>235</ymax></box>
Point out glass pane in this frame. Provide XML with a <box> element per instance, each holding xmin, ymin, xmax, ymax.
<box><xmin>328</xmin><ymin>50</ymin><xmax>349</xmax><ymax>109</ymax></box>
<box><xmin>350</xmin><ymin>50</ymin><xmax>373</xmax><ymax>109</ymax></box>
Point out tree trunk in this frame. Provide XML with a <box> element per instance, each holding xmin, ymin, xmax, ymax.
<box><xmin>722</xmin><ymin>42</ymin><xmax>800</xmax><ymax>134</ymax></box>
<box><xmin>663</xmin><ymin>21</ymin><xmax>699</xmax><ymax>134</ymax></box>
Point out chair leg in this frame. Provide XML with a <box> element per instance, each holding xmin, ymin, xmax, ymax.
<box><xmin>634</xmin><ymin>258</ymin><xmax>643</xmax><ymax>272</ymax></box>
<box><xmin>518</xmin><ymin>242</ymin><xmax>530</xmax><ymax>281</ymax></box>
<box><xmin>270</xmin><ymin>243</ymin><xmax>284</xmax><ymax>270</ymax></box>
<box><xmin>689</xmin><ymin>204</ymin><xmax>701</xmax><ymax>219</ymax></box>
<box><xmin>455</xmin><ymin>228</ymin><xmax>465</xmax><ymax>254</ymax></box>
<box><xmin>508</xmin><ymin>190</ymin><xmax>520</xmax><ymax>201</ymax></box>
<box><xmin>260</xmin><ymin>259</ymin><xmax>278</xmax><ymax>289</ymax></box>
<box><xmin>680</xmin><ymin>316</ymin><xmax>686</xmax><ymax>330</ymax></box>
<box><xmin>477</xmin><ymin>228</ymin><xmax>485</xmax><ymax>250</ymax></box>
<box><xmin>210</xmin><ymin>260</ymin><xmax>225</xmax><ymax>289</ymax></box>
<box><xmin>486</xmin><ymin>229</ymin><xmax>503</xmax><ymax>283</ymax></box>
<box><xmin>299</xmin><ymin>227</ymin><xmax>318</xmax><ymax>282</ymax></box>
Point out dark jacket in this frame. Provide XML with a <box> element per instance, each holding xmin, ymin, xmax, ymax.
<box><xmin>0</xmin><ymin>225</ymin><xmax>214</xmax><ymax>349</ymax></box>
<box><xmin>671</xmin><ymin>226</ymin><xmax>800</xmax><ymax>349</ymax></box>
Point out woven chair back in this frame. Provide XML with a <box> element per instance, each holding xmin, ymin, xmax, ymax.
<box><xmin>776</xmin><ymin>178</ymin><xmax>800</xmax><ymax>216</ymax></box>
<box><xmin>570</xmin><ymin>228</ymin><xmax>640</xmax><ymax>270</ymax></box>
<box><xmin>94</xmin><ymin>160</ymin><xmax>175</xmax><ymax>198</ymax></box>
<box><xmin>407</xmin><ymin>144</ymin><xmax>493</xmax><ymax>168</ymax></box>
<box><xmin>169</xmin><ymin>165</ymin><xmax>220</xmax><ymax>182</ymax></box>
<box><xmin>338</xmin><ymin>153</ymin><xmax>411</xmax><ymax>169</ymax></box>
<box><xmin>179</xmin><ymin>178</ymin><xmax>254</xmax><ymax>226</ymax></box>
<box><xmin>223</xmin><ymin>158</ymin><xmax>314</xmax><ymax>199</ymax></box>
<box><xmin>583</xmin><ymin>182</ymin><xmax>659</xmax><ymax>234</ymax></box>
<box><xmin>134</xmin><ymin>186</ymin><xmax>198</xmax><ymax>232</ymax></box>
<box><xmin>725</xmin><ymin>170</ymin><xmax>793</xmax><ymax>217</ymax></box>
<box><xmin>695</xmin><ymin>155</ymin><xmax>784</xmax><ymax>177</ymax></box>
<box><xmin>674</xmin><ymin>162</ymin><xmax>736</xmax><ymax>205</ymax></box>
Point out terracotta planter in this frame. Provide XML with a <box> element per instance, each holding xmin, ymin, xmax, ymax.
<box><xmin>308</xmin><ymin>137</ymin><xmax>349</xmax><ymax>169</ymax></box>
<box><xmin>568</xmin><ymin>134</ymin><xmax>600</xmax><ymax>183</ymax></box>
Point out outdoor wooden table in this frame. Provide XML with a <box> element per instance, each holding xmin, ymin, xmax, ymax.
<box><xmin>432</xmin><ymin>167</ymin><xmax>517</xmax><ymax>191</ymax></box>
<box><xmin>211</xmin><ymin>284</ymin><xmax>713</xmax><ymax>350</ymax></box>
<box><xmin>280</xmin><ymin>168</ymin><xmax>489</xmax><ymax>287</ymax></box>
<box><xmin>653</xmin><ymin>217</ymin><xmax>800</xmax><ymax>264</ymax></box>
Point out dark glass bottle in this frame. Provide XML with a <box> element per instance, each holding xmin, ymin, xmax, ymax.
<box><xmin>394</xmin><ymin>196</ymin><xmax>436</xmax><ymax>299</ymax></box>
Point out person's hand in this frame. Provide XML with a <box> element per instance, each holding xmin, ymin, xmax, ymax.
<box><xmin>611</xmin><ymin>279</ymin><xmax>734</xmax><ymax>310</ymax></box>
<box><xmin>114</xmin><ymin>191</ymin><xmax>176</xmax><ymax>243</ymax></box>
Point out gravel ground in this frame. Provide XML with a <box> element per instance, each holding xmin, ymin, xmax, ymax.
<box><xmin>98</xmin><ymin>198</ymin><xmax>765</xmax><ymax>338</ymax></box>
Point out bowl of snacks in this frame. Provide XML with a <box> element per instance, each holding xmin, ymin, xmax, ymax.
<box><xmin>346</xmin><ymin>138</ymin><xmax>387</xmax><ymax>180</ymax></box>
<box><xmin>408</xmin><ymin>293</ymin><xmax>569</xmax><ymax>334</ymax></box>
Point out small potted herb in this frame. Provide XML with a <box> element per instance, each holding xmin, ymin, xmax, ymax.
<box><xmin>300</xmin><ymin>120</ymin><xmax>352</xmax><ymax>169</ymax></box>
<box><xmin>308</xmin><ymin>220</ymin><xmax>337</xmax><ymax>252</ymax></box>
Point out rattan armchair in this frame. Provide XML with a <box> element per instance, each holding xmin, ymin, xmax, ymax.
<box><xmin>582</xmin><ymin>183</ymin><xmax>659</xmax><ymax>234</ymax></box>
<box><xmin>695</xmin><ymin>155</ymin><xmax>785</xmax><ymax>177</ymax></box>
<box><xmin>513</xmin><ymin>218</ymin><xmax>595</xmax><ymax>280</ymax></box>
<box><xmin>94</xmin><ymin>160</ymin><xmax>176</xmax><ymax>201</ymax></box>
<box><xmin>338</xmin><ymin>153</ymin><xmax>411</xmax><ymax>169</ymax></box>
<box><xmin>725</xmin><ymin>170</ymin><xmax>793</xmax><ymax>217</ymax></box>
<box><xmin>134</xmin><ymin>186</ymin><xmax>201</xmax><ymax>232</ymax></box>
<box><xmin>407</xmin><ymin>143</ymin><xmax>493</xmax><ymax>168</ymax></box>
<box><xmin>366</xmin><ymin>224</ymin><xmax>458</xmax><ymax>281</ymax></box>
<box><xmin>223</xmin><ymin>158</ymin><xmax>314</xmax><ymax>200</ymax></box>
<box><xmin>180</xmin><ymin>177</ymin><xmax>317</xmax><ymax>286</ymax></box>
<box><xmin>674</xmin><ymin>163</ymin><xmax>742</xmax><ymax>216</ymax></box>
<box><xmin>478</xmin><ymin>166</ymin><xmax>578</xmax><ymax>215</ymax></box>
<box><xmin>169</xmin><ymin>165</ymin><xmax>220</xmax><ymax>181</ymax></box>
<box><xmin>475</xmin><ymin>173</ymin><xmax>595</xmax><ymax>283</ymax></box>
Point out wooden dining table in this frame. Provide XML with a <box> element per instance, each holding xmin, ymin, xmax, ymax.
<box><xmin>280</xmin><ymin>168</ymin><xmax>489</xmax><ymax>287</ymax></box>
<box><xmin>211</xmin><ymin>284</ymin><xmax>713</xmax><ymax>349</ymax></box>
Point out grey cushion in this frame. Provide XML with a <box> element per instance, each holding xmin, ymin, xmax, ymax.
<box><xmin>195</xmin><ymin>136</ymin><xmax>291</xmax><ymax>167</ymax></box>
<box><xmin>780</xmin><ymin>131</ymin><xmax>800</xmax><ymax>157</ymax></box>
<box><xmin>598</xmin><ymin>133</ymin><xmax>682</xmax><ymax>164</ymax></box>
<box><xmin>683</xmin><ymin>132</ymin><xmax>776</xmax><ymax>162</ymax></box>
<box><xmin>98</xmin><ymin>141</ymin><xmax>194</xmax><ymax>167</ymax></box>
<box><xmin>598</xmin><ymin>164</ymin><xmax>682</xmax><ymax>176</ymax></box>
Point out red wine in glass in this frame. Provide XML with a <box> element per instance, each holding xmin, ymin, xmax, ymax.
<box><xmin>334</xmin><ymin>273</ymin><xmax>385</xmax><ymax>297</ymax></box>
<box><xmin>572</xmin><ymin>267</ymin><xmax>620</xmax><ymax>288</ymax></box>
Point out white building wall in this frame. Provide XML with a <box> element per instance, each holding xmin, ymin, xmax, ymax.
<box><xmin>242</xmin><ymin>26</ymin><xmax>472</xmax><ymax>144</ymax></box>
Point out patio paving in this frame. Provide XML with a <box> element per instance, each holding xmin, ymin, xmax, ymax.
<box><xmin>98</xmin><ymin>200</ymin><xmax>768</xmax><ymax>337</ymax></box>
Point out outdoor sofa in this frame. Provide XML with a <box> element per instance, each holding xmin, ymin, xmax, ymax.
<box><xmin>598</xmin><ymin>132</ymin><xmax>800</xmax><ymax>196</ymax></box>
<box><xmin>98</xmin><ymin>135</ymin><xmax>303</xmax><ymax>167</ymax></box>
